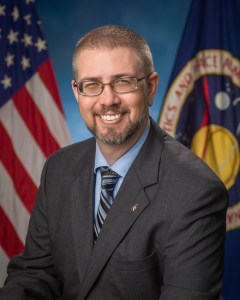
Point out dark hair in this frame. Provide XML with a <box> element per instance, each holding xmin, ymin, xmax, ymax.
<box><xmin>72</xmin><ymin>25</ymin><xmax>154</xmax><ymax>79</ymax></box>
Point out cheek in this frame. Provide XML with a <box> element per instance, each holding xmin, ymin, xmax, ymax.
<box><xmin>128</xmin><ymin>95</ymin><xmax>148</xmax><ymax>116</ymax></box>
<box><xmin>78</xmin><ymin>101</ymin><xmax>94</xmax><ymax>121</ymax></box>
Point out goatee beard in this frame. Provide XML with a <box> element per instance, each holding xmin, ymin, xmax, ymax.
<box><xmin>87</xmin><ymin>105</ymin><xmax>149</xmax><ymax>145</ymax></box>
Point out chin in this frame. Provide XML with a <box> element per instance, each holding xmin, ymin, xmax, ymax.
<box><xmin>88</xmin><ymin>109</ymin><xmax>149</xmax><ymax>145</ymax></box>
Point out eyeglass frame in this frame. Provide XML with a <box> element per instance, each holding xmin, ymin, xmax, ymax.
<box><xmin>72</xmin><ymin>75</ymin><xmax>150</xmax><ymax>97</ymax></box>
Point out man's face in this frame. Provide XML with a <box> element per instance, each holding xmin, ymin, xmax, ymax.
<box><xmin>72</xmin><ymin>47</ymin><xmax>157</xmax><ymax>146</ymax></box>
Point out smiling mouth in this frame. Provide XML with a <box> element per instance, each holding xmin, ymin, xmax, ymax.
<box><xmin>100</xmin><ymin>114</ymin><xmax>122</xmax><ymax>121</ymax></box>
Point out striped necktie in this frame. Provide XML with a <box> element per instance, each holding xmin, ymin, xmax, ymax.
<box><xmin>94</xmin><ymin>167</ymin><xmax>120</xmax><ymax>241</ymax></box>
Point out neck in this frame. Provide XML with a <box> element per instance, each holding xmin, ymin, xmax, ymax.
<box><xmin>96</xmin><ymin>118</ymin><xmax>148</xmax><ymax>166</ymax></box>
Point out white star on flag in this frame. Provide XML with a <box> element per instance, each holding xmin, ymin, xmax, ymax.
<box><xmin>35</xmin><ymin>37</ymin><xmax>47</xmax><ymax>52</ymax></box>
<box><xmin>7</xmin><ymin>29</ymin><xmax>19</xmax><ymax>44</ymax></box>
<box><xmin>1</xmin><ymin>75</ymin><xmax>12</xmax><ymax>89</ymax></box>
<box><xmin>24</xmin><ymin>14</ymin><xmax>31</xmax><ymax>25</ymax></box>
<box><xmin>22</xmin><ymin>33</ymin><xmax>33</xmax><ymax>47</ymax></box>
<box><xmin>21</xmin><ymin>55</ymin><xmax>31</xmax><ymax>70</ymax></box>
<box><xmin>5</xmin><ymin>53</ymin><xmax>15</xmax><ymax>67</ymax></box>
<box><xmin>11</xmin><ymin>6</ymin><xmax>20</xmax><ymax>22</ymax></box>
<box><xmin>0</xmin><ymin>4</ymin><xmax>6</xmax><ymax>16</ymax></box>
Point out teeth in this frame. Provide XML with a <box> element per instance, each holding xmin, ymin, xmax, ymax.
<box><xmin>101</xmin><ymin>114</ymin><xmax>121</xmax><ymax>121</ymax></box>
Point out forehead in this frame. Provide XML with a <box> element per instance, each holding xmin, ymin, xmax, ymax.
<box><xmin>75</xmin><ymin>47</ymin><xmax>142</xmax><ymax>79</ymax></box>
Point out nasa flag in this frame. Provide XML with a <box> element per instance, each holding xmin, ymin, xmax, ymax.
<box><xmin>158</xmin><ymin>0</ymin><xmax>240</xmax><ymax>299</ymax></box>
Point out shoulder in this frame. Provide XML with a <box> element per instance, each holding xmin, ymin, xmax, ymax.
<box><xmin>48</xmin><ymin>137</ymin><xmax>95</xmax><ymax>163</ymax></box>
<box><xmin>41</xmin><ymin>137</ymin><xmax>96</xmax><ymax>179</ymax></box>
<box><xmin>149</xmin><ymin>119</ymin><xmax>226</xmax><ymax>189</ymax></box>
<box><xmin>148</xmin><ymin>119</ymin><xmax>228</xmax><ymax>216</ymax></box>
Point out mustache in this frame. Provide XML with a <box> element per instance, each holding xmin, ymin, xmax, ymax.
<box><xmin>93</xmin><ymin>105</ymin><xmax>130</xmax><ymax>115</ymax></box>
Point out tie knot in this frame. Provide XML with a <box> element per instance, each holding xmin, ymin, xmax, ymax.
<box><xmin>100</xmin><ymin>166</ymin><xmax>119</xmax><ymax>177</ymax></box>
<box><xmin>100</xmin><ymin>167</ymin><xmax>120</xmax><ymax>191</ymax></box>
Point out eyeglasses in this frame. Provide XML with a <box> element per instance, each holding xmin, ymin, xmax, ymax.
<box><xmin>73</xmin><ymin>75</ymin><xmax>148</xmax><ymax>96</ymax></box>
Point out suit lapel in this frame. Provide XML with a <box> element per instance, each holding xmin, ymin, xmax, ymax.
<box><xmin>70</xmin><ymin>145</ymin><xmax>95</xmax><ymax>283</ymax></box>
<box><xmin>79</xmin><ymin>170</ymin><xmax>149</xmax><ymax>299</ymax></box>
<box><xmin>79</xmin><ymin>120</ymin><xmax>164</xmax><ymax>299</ymax></box>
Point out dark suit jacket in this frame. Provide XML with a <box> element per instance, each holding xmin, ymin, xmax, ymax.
<box><xmin>0</xmin><ymin>119</ymin><xmax>228</xmax><ymax>300</ymax></box>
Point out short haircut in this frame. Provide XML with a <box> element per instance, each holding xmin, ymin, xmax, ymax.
<box><xmin>72</xmin><ymin>25</ymin><xmax>154</xmax><ymax>80</ymax></box>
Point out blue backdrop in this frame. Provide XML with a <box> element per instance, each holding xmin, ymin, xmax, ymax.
<box><xmin>36</xmin><ymin>0</ymin><xmax>191</xmax><ymax>142</ymax></box>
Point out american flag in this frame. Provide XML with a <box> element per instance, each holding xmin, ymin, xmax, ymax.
<box><xmin>0</xmin><ymin>0</ymin><xmax>71</xmax><ymax>286</ymax></box>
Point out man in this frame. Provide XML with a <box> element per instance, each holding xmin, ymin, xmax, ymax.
<box><xmin>0</xmin><ymin>25</ymin><xmax>228</xmax><ymax>299</ymax></box>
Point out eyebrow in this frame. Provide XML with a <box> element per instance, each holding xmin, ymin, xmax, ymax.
<box><xmin>79</xmin><ymin>73</ymin><xmax>136</xmax><ymax>82</ymax></box>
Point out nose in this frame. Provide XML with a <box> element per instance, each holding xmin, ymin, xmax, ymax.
<box><xmin>98</xmin><ymin>84</ymin><xmax>120</xmax><ymax>106</ymax></box>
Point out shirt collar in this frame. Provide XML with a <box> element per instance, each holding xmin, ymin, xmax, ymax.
<box><xmin>94</xmin><ymin>119</ymin><xmax>150</xmax><ymax>177</ymax></box>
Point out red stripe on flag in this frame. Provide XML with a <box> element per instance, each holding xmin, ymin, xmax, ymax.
<box><xmin>0</xmin><ymin>207</ymin><xmax>24</xmax><ymax>258</ymax></box>
<box><xmin>201</xmin><ymin>76</ymin><xmax>210</xmax><ymax>128</ymax></box>
<box><xmin>0</xmin><ymin>123</ymin><xmax>37</xmax><ymax>213</ymax></box>
<box><xmin>13</xmin><ymin>86</ymin><xmax>61</xmax><ymax>157</ymax></box>
<box><xmin>38</xmin><ymin>60</ymin><xmax>65</xmax><ymax>114</ymax></box>
<box><xmin>200</xmin><ymin>76</ymin><xmax>211</xmax><ymax>160</ymax></box>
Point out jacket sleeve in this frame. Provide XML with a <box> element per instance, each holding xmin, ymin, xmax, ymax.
<box><xmin>0</xmin><ymin>162</ymin><xmax>62</xmax><ymax>300</ymax></box>
<box><xmin>159</xmin><ymin>181</ymin><xmax>228</xmax><ymax>300</ymax></box>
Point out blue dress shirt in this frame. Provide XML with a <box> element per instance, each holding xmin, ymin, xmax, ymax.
<box><xmin>94</xmin><ymin>119</ymin><xmax>150</xmax><ymax>218</ymax></box>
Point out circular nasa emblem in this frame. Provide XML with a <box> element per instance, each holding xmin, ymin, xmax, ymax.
<box><xmin>159</xmin><ymin>49</ymin><xmax>240</xmax><ymax>232</ymax></box>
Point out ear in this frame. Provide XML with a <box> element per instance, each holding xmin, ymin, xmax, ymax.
<box><xmin>147</xmin><ymin>72</ymin><xmax>159</xmax><ymax>106</ymax></box>
<box><xmin>71</xmin><ymin>80</ymin><xmax>79</xmax><ymax>102</ymax></box>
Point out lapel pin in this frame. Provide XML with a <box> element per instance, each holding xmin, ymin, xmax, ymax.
<box><xmin>131</xmin><ymin>204</ymin><xmax>139</xmax><ymax>212</ymax></box>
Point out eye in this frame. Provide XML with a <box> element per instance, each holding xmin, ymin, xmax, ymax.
<box><xmin>115</xmin><ymin>78</ymin><xmax>132</xmax><ymax>86</ymax></box>
<box><xmin>83</xmin><ymin>81</ymin><xmax>100</xmax><ymax>89</ymax></box>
